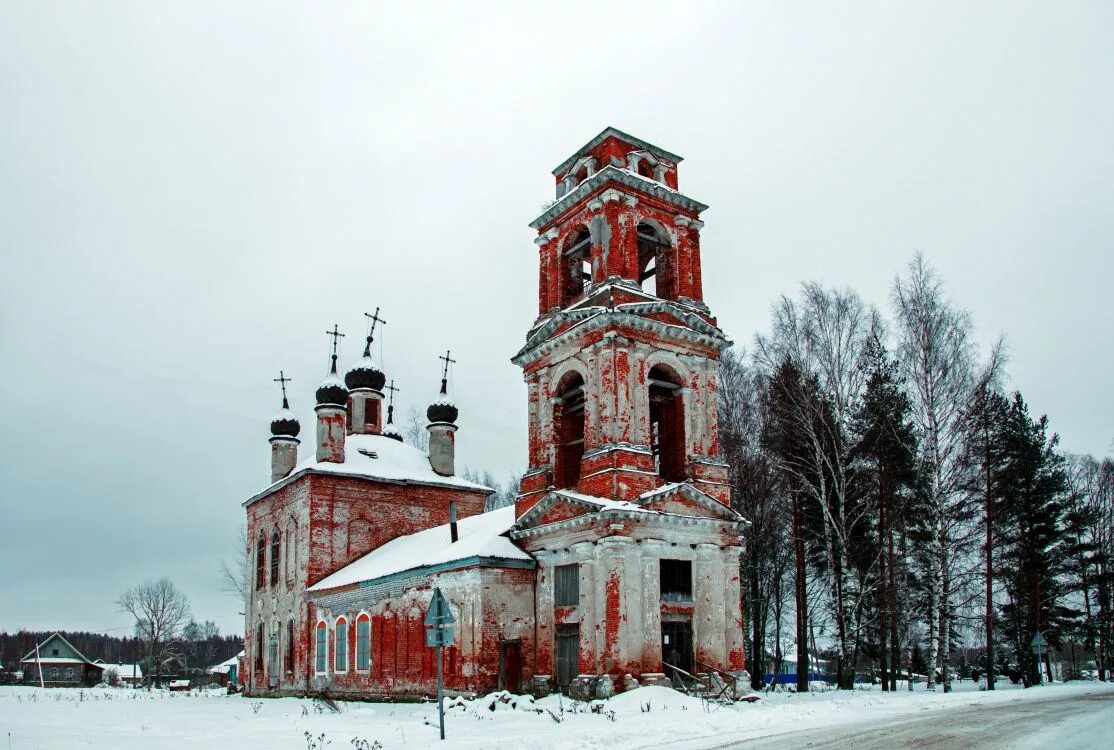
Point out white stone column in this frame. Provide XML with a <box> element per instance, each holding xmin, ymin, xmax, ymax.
<box><xmin>723</xmin><ymin>545</ymin><xmax>746</xmax><ymax>671</ymax></box>
<box><xmin>572</xmin><ymin>542</ymin><xmax>597</xmax><ymax>668</ymax></box>
<box><xmin>535</xmin><ymin>550</ymin><xmax>557</xmax><ymax>677</ymax></box>
<box><xmin>597</xmin><ymin>536</ymin><xmax>635</xmax><ymax>674</ymax></box>
<box><xmin>640</xmin><ymin>539</ymin><xmax>667</xmax><ymax>671</ymax></box>
<box><xmin>693</xmin><ymin>543</ymin><xmax>726</xmax><ymax>667</ymax></box>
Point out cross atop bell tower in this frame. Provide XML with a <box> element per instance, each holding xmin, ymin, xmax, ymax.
<box><xmin>515</xmin><ymin>128</ymin><xmax>731</xmax><ymax>515</ymax></box>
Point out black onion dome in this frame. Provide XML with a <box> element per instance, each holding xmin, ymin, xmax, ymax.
<box><xmin>427</xmin><ymin>400</ymin><xmax>458</xmax><ymax>424</ymax></box>
<box><xmin>427</xmin><ymin>378</ymin><xmax>458</xmax><ymax>424</ymax></box>
<box><xmin>316</xmin><ymin>358</ymin><xmax>349</xmax><ymax>406</ymax></box>
<box><xmin>345</xmin><ymin>356</ymin><xmax>386</xmax><ymax>391</ymax></box>
<box><xmin>382</xmin><ymin>423</ymin><xmax>404</xmax><ymax>442</ymax></box>
<box><xmin>270</xmin><ymin>406</ymin><xmax>301</xmax><ymax>438</ymax></box>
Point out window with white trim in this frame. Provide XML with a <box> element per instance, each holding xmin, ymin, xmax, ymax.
<box><xmin>315</xmin><ymin>621</ymin><xmax>327</xmax><ymax>674</ymax></box>
<box><xmin>356</xmin><ymin>615</ymin><xmax>370</xmax><ymax>671</ymax></box>
<box><xmin>334</xmin><ymin>617</ymin><xmax>348</xmax><ymax>673</ymax></box>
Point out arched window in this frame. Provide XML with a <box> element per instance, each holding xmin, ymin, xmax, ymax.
<box><xmin>270</xmin><ymin>529</ymin><xmax>280</xmax><ymax>587</ymax></box>
<box><xmin>315</xmin><ymin>621</ymin><xmax>327</xmax><ymax>674</ymax></box>
<box><xmin>648</xmin><ymin>365</ymin><xmax>686</xmax><ymax>482</ymax></box>
<box><xmin>553</xmin><ymin>372</ymin><xmax>586</xmax><ymax>489</ymax></box>
<box><xmin>575</xmin><ymin>165</ymin><xmax>588</xmax><ymax>184</ymax></box>
<box><xmin>637</xmin><ymin>222</ymin><xmax>673</xmax><ymax>298</ymax></box>
<box><xmin>638</xmin><ymin>158</ymin><xmax>655</xmax><ymax>179</ymax></box>
<box><xmin>255</xmin><ymin>623</ymin><xmax>264</xmax><ymax>672</ymax></box>
<box><xmin>356</xmin><ymin>614</ymin><xmax>371</xmax><ymax>671</ymax></box>
<box><xmin>334</xmin><ymin>617</ymin><xmax>348</xmax><ymax>673</ymax></box>
<box><xmin>561</xmin><ymin>228</ymin><xmax>592</xmax><ymax>307</ymax></box>
<box><xmin>255</xmin><ymin>534</ymin><xmax>266</xmax><ymax>590</ymax></box>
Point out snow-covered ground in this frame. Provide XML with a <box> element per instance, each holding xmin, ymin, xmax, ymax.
<box><xmin>1</xmin><ymin>680</ymin><xmax>1112</xmax><ymax>749</ymax></box>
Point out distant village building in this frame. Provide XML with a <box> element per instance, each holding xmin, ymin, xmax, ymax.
<box><xmin>92</xmin><ymin>659</ymin><xmax>143</xmax><ymax>686</ymax></box>
<box><xmin>243</xmin><ymin>128</ymin><xmax>748</xmax><ymax>699</ymax></box>
<box><xmin>207</xmin><ymin>651</ymin><xmax>243</xmax><ymax>687</ymax></box>
<box><xmin>21</xmin><ymin>633</ymin><xmax>103</xmax><ymax>687</ymax></box>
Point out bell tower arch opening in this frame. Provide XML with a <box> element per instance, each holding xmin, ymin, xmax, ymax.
<box><xmin>648</xmin><ymin>365</ymin><xmax>685</xmax><ymax>482</ymax></box>
<box><xmin>636</xmin><ymin>221</ymin><xmax>673</xmax><ymax>299</ymax></box>
<box><xmin>561</xmin><ymin>227</ymin><xmax>592</xmax><ymax>307</ymax></box>
<box><xmin>552</xmin><ymin>371</ymin><xmax>586</xmax><ymax>489</ymax></box>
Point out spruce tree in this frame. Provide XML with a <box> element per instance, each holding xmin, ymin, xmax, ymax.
<box><xmin>995</xmin><ymin>393</ymin><xmax>1074</xmax><ymax>685</ymax></box>
<box><xmin>849</xmin><ymin>337</ymin><xmax>918</xmax><ymax>691</ymax></box>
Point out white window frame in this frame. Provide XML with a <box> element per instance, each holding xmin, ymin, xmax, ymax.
<box><xmin>314</xmin><ymin>620</ymin><xmax>328</xmax><ymax>676</ymax></box>
<box><xmin>355</xmin><ymin>612</ymin><xmax>371</xmax><ymax>673</ymax></box>
<box><xmin>334</xmin><ymin>616</ymin><xmax>348</xmax><ymax>674</ymax></box>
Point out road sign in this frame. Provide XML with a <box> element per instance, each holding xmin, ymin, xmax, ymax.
<box><xmin>1030</xmin><ymin>631</ymin><xmax>1047</xmax><ymax>653</ymax></box>
<box><xmin>425</xmin><ymin>587</ymin><xmax>454</xmax><ymax>741</ymax></box>
<box><xmin>424</xmin><ymin>588</ymin><xmax>456</xmax><ymax>627</ymax></box>
<box><xmin>425</xmin><ymin>628</ymin><xmax>453</xmax><ymax>647</ymax></box>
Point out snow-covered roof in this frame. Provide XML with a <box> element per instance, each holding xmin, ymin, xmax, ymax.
<box><xmin>93</xmin><ymin>662</ymin><xmax>143</xmax><ymax>678</ymax></box>
<box><xmin>308</xmin><ymin>505</ymin><xmax>531</xmax><ymax>592</ymax></box>
<box><xmin>550</xmin><ymin>489</ymin><xmax>659</xmax><ymax>515</ymax></box>
<box><xmin>20</xmin><ymin>656</ymin><xmax>86</xmax><ymax>664</ymax></box>
<box><xmin>20</xmin><ymin>633</ymin><xmax>92</xmax><ymax>664</ymax></box>
<box><xmin>245</xmin><ymin>433</ymin><xmax>493</xmax><ymax>507</ymax></box>
<box><xmin>208</xmin><ymin>652</ymin><xmax>242</xmax><ymax>674</ymax></box>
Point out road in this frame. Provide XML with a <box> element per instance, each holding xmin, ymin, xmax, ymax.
<box><xmin>717</xmin><ymin>690</ymin><xmax>1114</xmax><ymax>749</ymax></box>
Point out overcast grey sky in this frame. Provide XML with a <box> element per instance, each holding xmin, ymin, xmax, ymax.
<box><xmin>2</xmin><ymin>2</ymin><xmax>1111</xmax><ymax>637</ymax></box>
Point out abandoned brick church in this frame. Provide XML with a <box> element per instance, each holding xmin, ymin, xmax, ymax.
<box><xmin>243</xmin><ymin>128</ymin><xmax>748</xmax><ymax>699</ymax></box>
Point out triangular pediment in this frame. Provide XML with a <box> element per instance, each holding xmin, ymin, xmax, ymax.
<box><xmin>638</xmin><ymin>482</ymin><xmax>743</xmax><ymax>522</ymax></box>
<box><xmin>515</xmin><ymin>491</ymin><xmax>605</xmax><ymax>530</ymax></box>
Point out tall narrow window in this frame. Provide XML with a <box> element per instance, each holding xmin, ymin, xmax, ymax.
<box><xmin>648</xmin><ymin>365</ymin><xmax>686</xmax><ymax>481</ymax></box>
<box><xmin>561</xmin><ymin>228</ymin><xmax>592</xmax><ymax>306</ymax></box>
<box><xmin>315</xmin><ymin>622</ymin><xmax>327</xmax><ymax>674</ymax></box>
<box><xmin>286</xmin><ymin>620</ymin><xmax>294</xmax><ymax>673</ymax></box>
<box><xmin>553</xmin><ymin>372</ymin><xmax>586</xmax><ymax>489</ymax></box>
<box><xmin>286</xmin><ymin>524</ymin><xmax>295</xmax><ymax>585</ymax></box>
<box><xmin>637</xmin><ymin>222</ymin><xmax>673</xmax><ymax>298</ymax></box>
<box><xmin>554</xmin><ymin>564</ymin><xmax>580</xmax><ymax>607</ymax></box>
<box><xmin>270</xmin><ymin>529</ymin><xmax>281</xmax><ymax>587</ymax></box>
<box><xmin>255</xmin><ymin>623</ymin><xmax>264</xmax><ymax>671</ymax></box>
<box><xmin>334</xmin><ymin>617</ymin><xmax>348</xmax><ymax>673</ymax></box>
<box><xmin>356</xmin><ymin>615</ymin><xmax>371</xmax><ymax>671</ymax></box>
<box><xmin>255</xmin><ymin>534</ymin><xmax>266</xmax><ymax>590</ymax></box>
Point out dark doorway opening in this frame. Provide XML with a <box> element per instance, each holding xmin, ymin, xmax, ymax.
<box><xmin>661</xmin><ymin>619</ymin><xmax>694</xmax><ymax>685</ymax></box>
<box><xmin>499</xmin><ymin>640</ymin><xmax>523</xmax><ymax>693</ymax></box>
<box><xmin>556</xmin><ymin>624</ymin><xmax>580</xmax><ymax>691</ymax></box>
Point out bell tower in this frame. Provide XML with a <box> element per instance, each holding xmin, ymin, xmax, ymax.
<box><xmin>514</xmin><ymin>127</ymin><xmax>732</xmax><ymax>514</ymax></box>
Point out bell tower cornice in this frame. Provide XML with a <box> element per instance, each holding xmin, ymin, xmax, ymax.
<box><xmin>530</xmin><ymin>165</ymin><xmax>708</xmax><ymax>232</ymax></box>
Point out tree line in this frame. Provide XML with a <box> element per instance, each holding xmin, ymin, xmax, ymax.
<box><xmin>719</xmin><ymin>253</ymin><xmax>1113</xmax><ymax>692</ymax></box>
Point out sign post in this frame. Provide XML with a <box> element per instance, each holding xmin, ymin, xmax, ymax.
<box><xmin>424</xmin><ymin>588</ymin><xmax>456</xmax><ymax>741</ymax></box>
<box><xmin>1030</xmin><ymin>631</ymin><xmax>1048</xmax><ymax>685</ymax></box>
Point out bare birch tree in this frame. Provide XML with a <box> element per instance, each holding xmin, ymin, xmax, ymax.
<box><xmin>892</xmin><ymin>253</ymin><xmax>980</xmax><ymax>691</ymax></box>
<box><xmin>117</xmin><ymin>577</ymin><xmax>191</xmax><ymax>688</ymax></box>
<box><xmin>756</xmin><ymin>283</ymin><xmax>878</xmax><ymax>689</ymax></box>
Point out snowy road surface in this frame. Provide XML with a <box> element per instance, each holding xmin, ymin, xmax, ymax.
<box><xmin>704</xmin><ymin>690</ymin><xmax>1114</xmax><ymax>749</ymax></box>
<box><xmin>2</xmin><ymin>681</ymin><xmax>1113</xmax><ymax>749</ymax></box>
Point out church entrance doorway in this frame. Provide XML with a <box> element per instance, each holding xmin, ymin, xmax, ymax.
<box><xmin>499</xmin><ymin>639</ymin><xmax>523</xmax><ymax>693</ymax></box>
<box><xmin>661</xmin><ymin>618</ymin><xmax>694</xmax><ymax>685</ymax></box>
<box><xmin>555</xmin><ymin>624</ymin><xmax>580</xmax><ymax>692</ymax></box>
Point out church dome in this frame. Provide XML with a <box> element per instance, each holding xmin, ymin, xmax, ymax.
<box><xmin>270</xmin><ymin>407</ymin><xmax>301</xmax><ymax>438</ymax></box>
<box><xmin>345</xmin><ymin>355</ymin><xmax>386</xmax><ymax>392</ymax></box>
<box><xmin>427</xmin><ymin>390</ymin><xmax>458</xmax><ymax>424</ymax></box>
<box><xmin>316</xmin><ymin>357</ymin><xmax>349</xmax><ymax>406</ymax></box>
<box><xmin>382</xmin><ymin>422</ymin><xmax>404</xmax><ymax>442</ymax></box>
